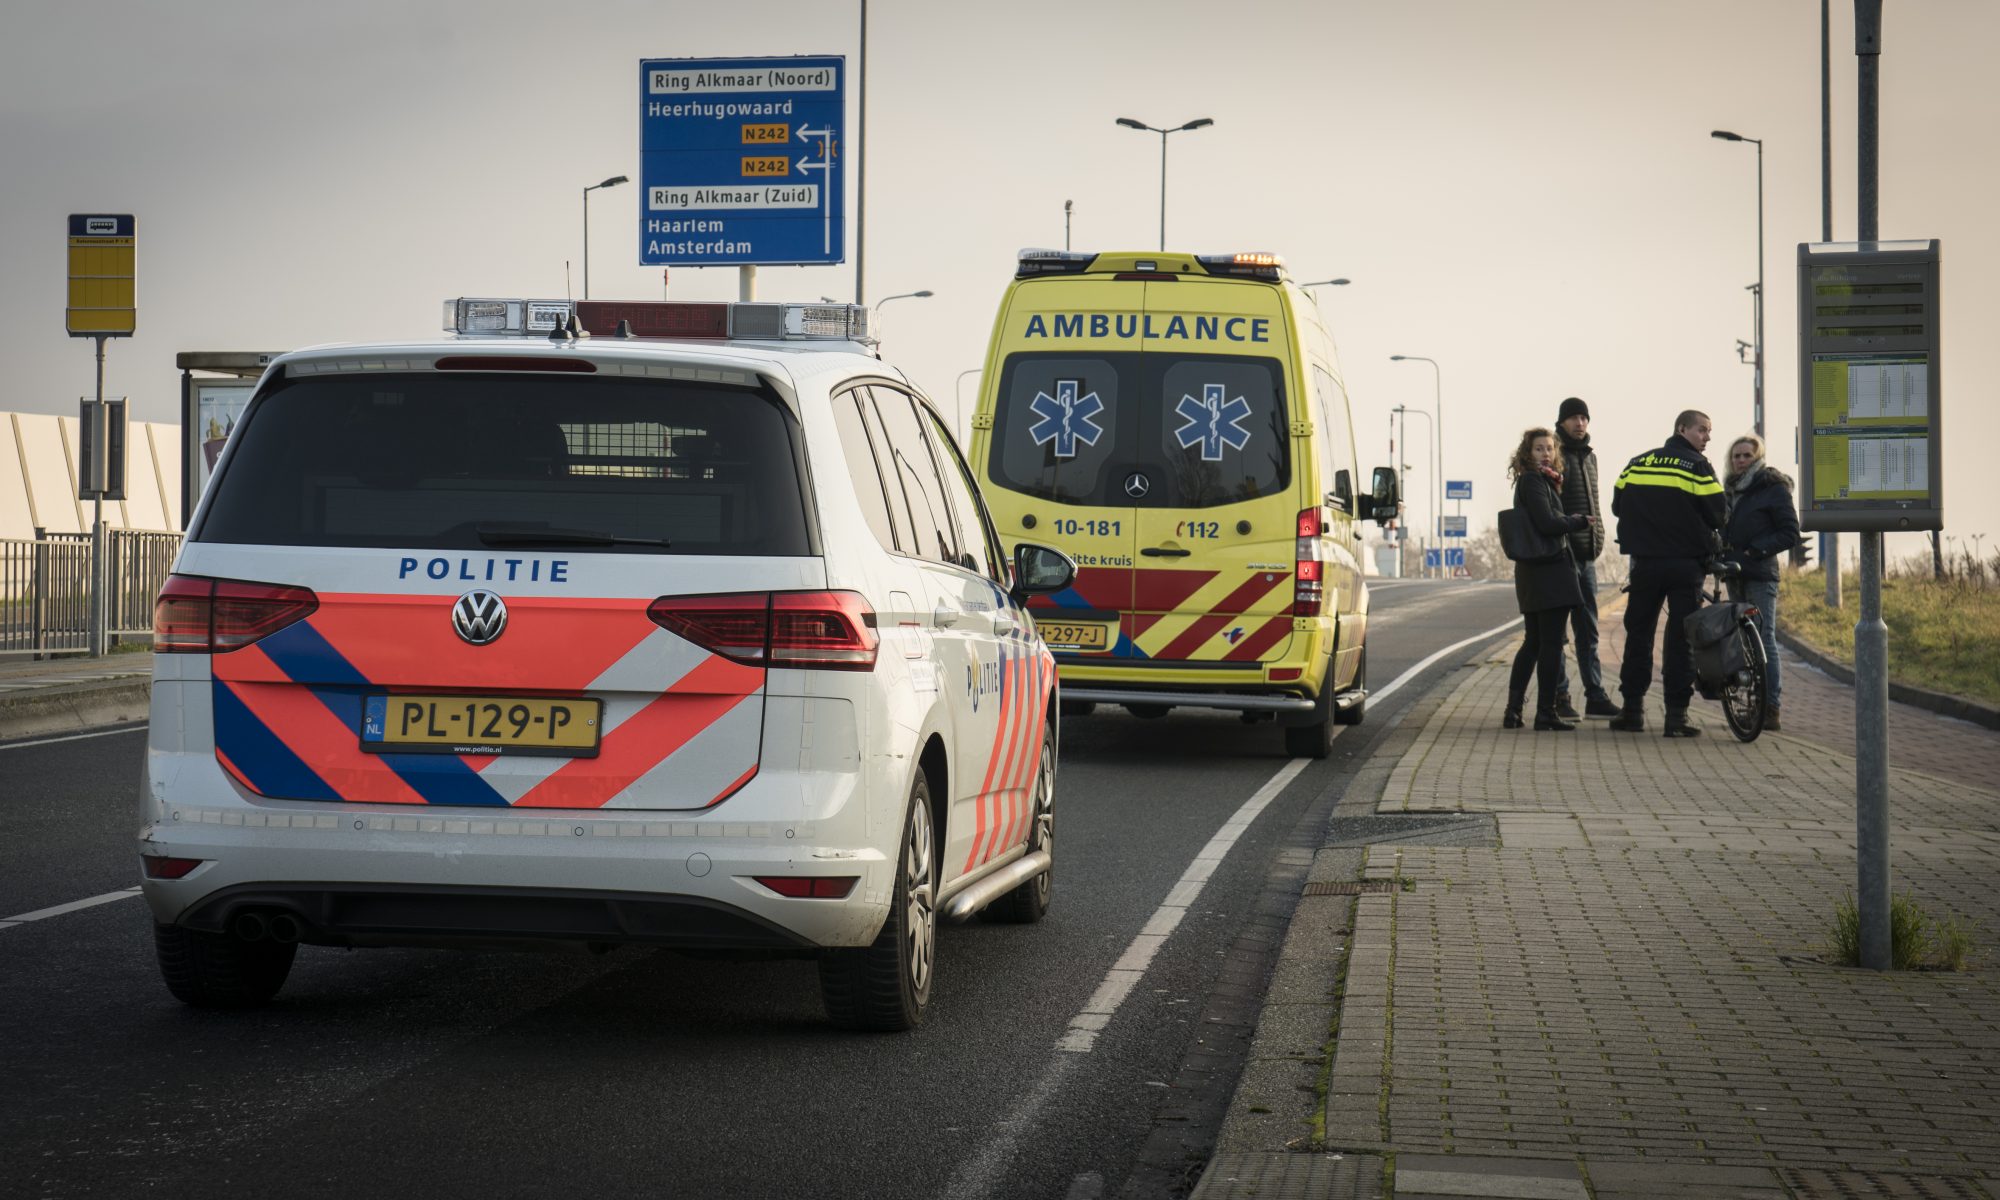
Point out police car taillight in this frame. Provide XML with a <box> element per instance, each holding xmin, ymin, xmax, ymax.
<box><xmin>1293</xmin><ymin>508</ymin><xmax>1325</xmax><ymax>616</ymax></box>
<box><xmin>155</xmin><ymin>574</ymin><xmax>319</xmax><ymax>653</ymax></box>
<box><xmin>647</xmin><ymin>591</ymin><xmax>879</xmax><ymax>671</ymax></box>
<box><xmin>1196</xmin><ymin>253</ymin><xmax>1287</xmax><ymax>282</ymax></box>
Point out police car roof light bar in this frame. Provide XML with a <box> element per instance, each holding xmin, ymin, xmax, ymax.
<box><xmin>444</xmin><ymin>298</ymin><xmax>873</xmax><ymax>344</ymax></box>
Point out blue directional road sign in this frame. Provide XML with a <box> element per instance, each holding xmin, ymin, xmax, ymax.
<box><xmin>1442</xmin><ymin>515</ymin><xmax>1468</xmax><ymax>537</ymax></box>
<box><xmin>1424</xmin><ymin>548</ymin><xmax>1442</xmax><ymax>570</ymax></box>
<box><xmin>1446</xmin><ymin>480</ymin><xmax>1472</xmax><ymax>500</ymax></box>
<box><xmin>1445</xmin><ymin>547</ymin><xmax>1466</xmax><ymax>568</ymax></box>
<box><xmin>639</xmin><ymin>56</ymin><xmax>844</xmax><ymax>266</ymax></box>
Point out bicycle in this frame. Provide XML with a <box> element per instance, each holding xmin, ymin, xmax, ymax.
<box><xmin>1685</xmin><ymin>560</ymin><xmax>1768</xmax><ymax>743</ymax></box>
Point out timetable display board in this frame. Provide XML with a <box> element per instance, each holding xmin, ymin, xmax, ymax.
<box><xmin>1796</xmin><ymin>240</ymin><xmax>1942</xmax><ymax>532</ymax></box>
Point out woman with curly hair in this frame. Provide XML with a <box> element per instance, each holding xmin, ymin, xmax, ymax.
<box><xmin>1505</xmin><ymin>427</ymin><xmax>1595</xmax><ymax>730</ymax></box>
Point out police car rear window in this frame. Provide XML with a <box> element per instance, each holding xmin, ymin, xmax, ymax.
<box><xmin>195</xmin><ymin>373</ymin><xmax>812</xmax><ymax>555</ymax></box>
<box><xmin>989</xmin><ymin>351</ymin><xmax>1290</xmax><ymax>508</ymax></box>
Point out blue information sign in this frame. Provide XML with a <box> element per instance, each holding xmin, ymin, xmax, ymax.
<box><xmin>1424</xmin><ymin>548</ymin><xmax>1441</xmax><ymax>570</ymax></box>
<box><xmin>1445</xmin><ymin>480</ymin><xmax>1472</xmax><ymax>500</ymax></box>
<box><xmin>1445</xmin><ymin>547</ymin><xmax>1466</xmax><ymax>568</ymax></box>
<box><xmin>639</xmin><ymin>56</ymin><xmax>845</xmax><ymax>266</ymax></box>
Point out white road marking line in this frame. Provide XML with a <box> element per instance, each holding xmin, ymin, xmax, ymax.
<box><xmin>2</xmin><ymin>887</ymin><xmax>141</xmax><ymax>930</ymax></box>
<box><xmin>1367</xmin><ymin>616</ymin><xmax>1525</xmax><ymax>706</ymax></box>
<box><xmin>0</xmin><ymin>724</ymin><xmax>148</xmax><ymax>752</ymax></box>
<box><xmin>1056</xmin><ymin>755</ymin><xmax>1312</xmax><ymax>1054</ymax></box>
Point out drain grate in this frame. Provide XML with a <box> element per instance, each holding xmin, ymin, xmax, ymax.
<box><xmin>1301</xmin><ymin>880</ymin><xmax>1397</xmax><ymax>897</ymax></box>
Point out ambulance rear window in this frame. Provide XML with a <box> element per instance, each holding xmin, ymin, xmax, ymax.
<box><xmin>988</xmin><ymin>351</ymin><xmax>1290</xmax><ymax>508</ymax></box>
<box><xmin>195</xmin><ymin>373</ymin><xmax>812</xmax><ymax>555</ymax></box>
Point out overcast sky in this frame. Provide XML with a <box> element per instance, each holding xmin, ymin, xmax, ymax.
<box><xmin>3</xmin><ymin>0</ymin><xmax>1992</xmax><ymax>567</ymax></box>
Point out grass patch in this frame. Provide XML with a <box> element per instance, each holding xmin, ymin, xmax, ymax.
<box><xmin>1779</xmin><ymin>570</ymin><xmax>2000</xmax><ymax>706</ymax></box>
<box><xmin>1829</xmin><ymin>890</ymin><xmax>1975</xmax><ymax>970</ymax></box>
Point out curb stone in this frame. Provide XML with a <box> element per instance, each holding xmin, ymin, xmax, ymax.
<box><xmin>1776</xmin><ymin>623</ymin><xmax>2000</xmax><ymax>731</ymax></box>
<box><xmin>0</xmin><ymin>677</ymin><xmax>151</xmax><ymax>741</ymax></box>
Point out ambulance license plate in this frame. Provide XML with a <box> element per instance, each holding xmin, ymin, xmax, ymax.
<box><xmin>361</xmin><ymin>694</ymin><xmax>602</xmax><ymax>757</ymax></box>
<box><xmin>1035</xmin><ymin>621</ymin><xmax>1110</xmax><ymax>650</ymax></box>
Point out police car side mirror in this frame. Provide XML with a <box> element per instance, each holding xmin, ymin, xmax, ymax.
<box><xmin>1366</xmin><ymin>466</ymin><xmax>1399</xmax><ymax>526</ymax></box>
<box><xmin>1010</xmin><ymin>542</ymin><xmax>1077</xmax><ymax>606</ymax></box>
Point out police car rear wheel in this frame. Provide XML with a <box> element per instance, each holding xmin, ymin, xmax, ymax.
<box><xmin>819</xmin><ymin>775</ymin><xmax>936</xmax><ymax>1031</ymax></box>
<box><xmin>986</xmin><ymin>723</ymin><xmax>1056</xmax><ymax>924</ymax></box>
<box><xmin>153</xmin><ymin>922</ymin><xmax>296</xmax><ymax>1009</ymax></box>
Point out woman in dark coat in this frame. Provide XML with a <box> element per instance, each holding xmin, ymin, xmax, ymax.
<box><xmin>1506</xmin><ymin>427</ymin><xmax>1594</xmax><ymax>730</ymax></box>
<box><xmin>1721</xmin><ymin>433</ymin><xmax>1800</xmax><ymax>730</ymax></box>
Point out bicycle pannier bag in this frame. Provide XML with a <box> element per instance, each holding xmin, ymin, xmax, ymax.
<box><xmin>1686</xmin><ymin>601</ymin><xmax>1750</xmax><ymax>683</ymax></box>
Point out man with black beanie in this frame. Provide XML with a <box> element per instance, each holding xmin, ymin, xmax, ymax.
<box><xmin>1552</xmin><ymin>397</ymin><xmax>1616</xmax><ymax>718</ymax></box>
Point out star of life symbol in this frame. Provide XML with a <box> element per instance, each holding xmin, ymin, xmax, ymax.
<box><xmin>1175</xmin><ymin>383</ymin><xmax>1253</xmax><ymax>462</ymax></box>
<box><xmin>1027</xmin><ymin>379</ymin><xmax>1105</xmax><ymax>459</ymax></box>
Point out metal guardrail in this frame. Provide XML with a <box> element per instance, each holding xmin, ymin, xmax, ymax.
<box><xmin>0</xmin><ymin>528</ymin><xmax>181</xmax><ymax>656</ymax></box>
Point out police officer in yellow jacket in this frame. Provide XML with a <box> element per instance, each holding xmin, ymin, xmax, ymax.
<box><xmin>1610</xmin><ymin>410</ymin><xmax>1726</xmax><ymax>737</ymax></box>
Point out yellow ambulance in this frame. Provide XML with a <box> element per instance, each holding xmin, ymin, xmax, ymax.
<box><xmin>967</xmin><ymin>250</ymin><xmax>1398</xmax><ymax>757</ymax></box>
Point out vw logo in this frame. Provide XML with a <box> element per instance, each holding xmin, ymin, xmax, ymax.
<box><xmin>452</xmin><ymin>590</ymin><xmax>508</xmax><ymax>646</ymax></box>
<box><xmin>1123</xmin><ymin>472</ymin><xmax>1151</xmax><ymax>499</ymax></box>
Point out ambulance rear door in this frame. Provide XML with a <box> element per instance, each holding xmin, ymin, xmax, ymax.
<box><xmin>1126</xmin><ymin>281</ymin><xmax>1300</xmax><ymax>667</ymax></box>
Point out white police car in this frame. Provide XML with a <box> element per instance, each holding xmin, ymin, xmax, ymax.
<box><xmin>140</xmin><ymin>298</ymin><xmax>1075</xmax><ymax>1030</ymax></box>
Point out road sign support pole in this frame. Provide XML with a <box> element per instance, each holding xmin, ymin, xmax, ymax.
<box><xmin>1853</xmin><ymin>0</ymin><xmax>1890</xmax><ymax>972</ymax></box>
<box><xmin>739</xmin><ymin>265</ymin><xmax>756</xmax><ymax>302</ymax></box>
<box><xmin>90</xmin><ymin>335</ymin><xmax>107</xmax><ymax>658</ymax></box>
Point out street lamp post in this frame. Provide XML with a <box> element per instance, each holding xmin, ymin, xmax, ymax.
<box><xmin>581</xmin><ymin>175</ymin><xmax>629</xmax><ymax>300</ymax></box>
<box><xmin>1394</xmin><ymin>404</ymin><xmax>1434</xmax><ymax>577</ymax></box>
<box><xmin>1298</xmin><ymin>277</ymin><xmax>1350</xmax><ymax>298</ymax></box>
<box><xmin>1711</xmin><ymin>130</ymin><xmax>1765</xmax><ymax>437</ymax></box>
<box><xmin>871</xmin><ymin>289</ymin><xmax>933</xmax><ymax>350</ymax></box>
<box><xmin>955</xmin><ymin>368</ymin><xmax>982</xmax><ymax>443</ymax></box>
<box><xmin>1115</xmin><ymin>117</ymin><xmax>1213</xmax><ymax>251</ymax></box>
<box><xmin>1390</xmin><ymin>355</ymin><xmax>1444</xmax><ymax>557</ymax></box>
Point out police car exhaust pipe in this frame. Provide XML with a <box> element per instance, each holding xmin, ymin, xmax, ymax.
<box><xmin>267</xmin><ymin>913</ymin><xmax>304</xmax><ymax>944</ymax></box>
<box><xmin>944</xmin><ymin>851</ymin><xmax>1052</xmax><ymax>923</ymax></box>
<box><xmin>231</xmin><ymin>911</ymin><xmax>269</xmax><ymax>942</ymax></box>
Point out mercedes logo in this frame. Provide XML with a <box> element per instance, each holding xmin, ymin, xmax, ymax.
<box><xmin>1124</xmin><ymin>472</ymin><xmax>1151</xmax><ymax>499</ymax></box>
<box><xmin>452</xmin><ymin>590</ymin><xmax>508</xmax><ymax>646</ymax></box>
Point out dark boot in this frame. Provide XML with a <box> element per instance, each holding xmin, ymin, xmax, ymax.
<box><xmin>1502</xmin><ymin>690</ymin><xmax>1525</xmax><ymax>729</ymax></box>
<box><xmin>1554</xmin><ymin>691</ymin><xmax>1581</xmax><ymax>721</ymax></box>
<box><xmin>1664</xmin><ymin>708</ymin><xmax>1703</xmax><ymax>738</ymax></box>
<box><xmin>1584</xmin><ymin>693</ymin><xmax>1619</xmax><ymax>718</ymax></box>
<box><xmin>1609</xmin><ymin>704</ymin><xmax>1647</xmax><ymax>732</ymax></box>
<box><xmin>1533</xmin><ymin>708</ymin><xmax>1577</xmax><ymax>731</ymax></box>
<box><xmin>1764</xmin><ymin>705</ymin><xmax>1781</xmax><ymax>732</ymax></box>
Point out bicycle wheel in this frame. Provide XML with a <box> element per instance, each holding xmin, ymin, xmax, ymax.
<box><xmin>1720</xmin><ymin>620</ymin><xmax>1767</xmax><ymax>742</ymax></box>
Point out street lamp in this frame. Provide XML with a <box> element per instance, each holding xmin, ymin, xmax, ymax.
<box><xmin>1115</xmin><ymin>116</ymin><xmax>1214</xmax><ymax>251</ymax></box>
<box><xmin>581</xmin><ymin>175</ymin><xmax>628</xmax><ymax>300</ymax></box>
<box><xmin>1389</xmin><ymin>355</ymin><xmax>1444</xmax><ymax>551</ymax></box>
<box><xmin>955</xmin><ymin>368</ymin><xmax>982</xmax><ymax>442</ymax></box>
<box><xmin>1711</xmin><ymin>129</ymin><xmax>1765</xmax><ymax>437</ymax></box>
<box><xmin>871</xmin><ymin>290</ymin><xmax>933</xmax><ymax>349</ymax></box>
<box><xmin>1299</xmin><ymin>278</ymin><xmax>1350</xmax><ymax>298</ymax></box>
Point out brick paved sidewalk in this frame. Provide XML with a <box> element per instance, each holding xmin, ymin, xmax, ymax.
<box><xmin>1328</xmin><ymin>651</ymin><xmax>2000</xmax><ymax>1197</ymax></box>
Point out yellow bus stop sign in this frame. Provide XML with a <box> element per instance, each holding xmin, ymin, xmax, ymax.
<box><xmin>67</xmin><ymin>214</ymin><xmax>135</xmax><ymax>336</ymax></box>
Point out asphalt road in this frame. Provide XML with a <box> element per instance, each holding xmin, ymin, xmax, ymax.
<box><xmin>0</xmin><ymin>579</ymin><xmax>1522</xmax><ymax>1200</ymax></box>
